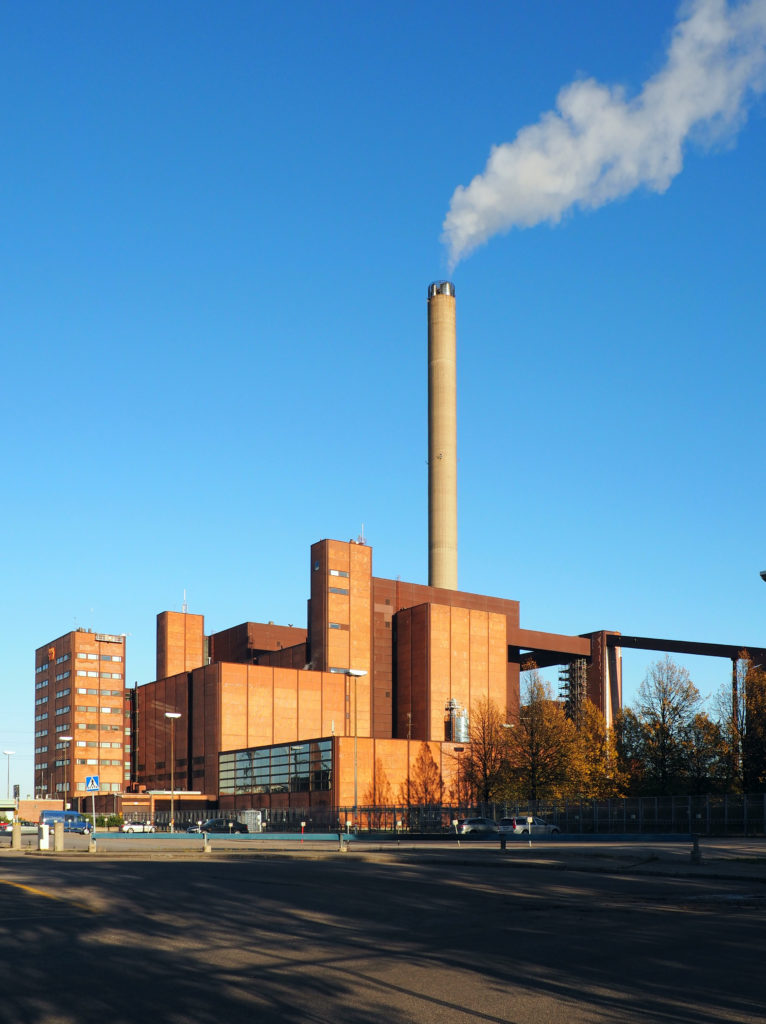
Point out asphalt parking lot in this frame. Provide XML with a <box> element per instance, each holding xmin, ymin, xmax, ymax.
<box><xmin>1</xmin><ymin>837</ymin><xmax>764</xmax><ymax>1023</ymax></box>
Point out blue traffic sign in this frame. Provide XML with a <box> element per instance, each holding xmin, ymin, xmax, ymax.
<box><xmin>86</xmin><ymin>775</ymin><xmax>100</xmax><ymax>792</ymax></box>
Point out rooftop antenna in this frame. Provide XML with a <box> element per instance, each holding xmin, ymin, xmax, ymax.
<box><xmin>182</xmin><ymin>589</ymin><xmax>188</xmax><ymax>614</ymax></box>
<box><xmin>356</xmin><ymin>523</ymin><xmax>366</xmax><ymax>545</ymax></box>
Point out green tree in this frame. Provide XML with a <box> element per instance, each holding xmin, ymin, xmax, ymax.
<box><xmin>614</xmin><ymin>707</ymin><xmax>648</xmax><ymax>794</ymax></box>
<box><xmin>679</xmin><ymin>712</ymin><xmax>728</xmax><ymax>795</ymax></box>
<box><xmin>635</xmin><ymin>656</ymin><xmax>702</xmax><ymax>794</ymax></box>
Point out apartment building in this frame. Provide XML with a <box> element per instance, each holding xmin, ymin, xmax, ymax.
<box><xmin>34</xmin><ymin>629</ymin><xmax>129</xmax><ymax>807</ymax></box>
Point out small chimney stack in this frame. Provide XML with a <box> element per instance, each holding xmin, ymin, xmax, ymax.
<box><xmin>427</xmin><ymin>281</ymin><xmax>458</xmax><ymax>590</ymax></box>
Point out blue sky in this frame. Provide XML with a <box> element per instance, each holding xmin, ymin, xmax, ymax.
<box><xmin>2</xmin><ymin>1</ymin><xmax>765</xmax><ymax>797</ymax></box>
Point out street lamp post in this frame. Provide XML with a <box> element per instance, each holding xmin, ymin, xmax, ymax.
<box><xmin>165</xmin><ymin>712</ymin><xmax>182</xmax><ymax>832</ymax></box>
<box><xmin>453</xmin><ymin>746</ymin><xmax>464</xmax><ymax>810</ymax></box>
<box><xmin>346</xmin><ymin>669</ymin><xmax>367</xmax><ymax>830</ymax></box>
<box><xmin>59</xmin><ymin>736</ymin><xmax>73</xmax><ymax>810</ymax></box>
<box><xmin>3</xmin><ymin>751</ymin><xmax>15</xmax><ymax>801</ymax></box>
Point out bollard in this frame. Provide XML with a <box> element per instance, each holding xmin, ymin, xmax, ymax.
<box><xmin>53</xmin><ymin>820</ymin><xmax>65</xmax><ymax>853</ymax></box>
<box><xmin>11</xmin><ymin>822</ymin><xmax>22</xmax><ymax>851</ymax></box>
<box><xmin>690</xmin><ymin>834</ymin><xmax>702</xmax><ymax>864</ymax></box>
<box><xmin>338</xmin><ymin>833</ymin><xmax>347</xmax><ymax>853</ymax></box>
<box><xmin>88</xmin><ymin>835</ymin><xmax>97</xmax><ymax>854</ymax></box>
<box><xmin>38</xmin><ymin>824</ymin><xmax>50</xmax><ymax>852</ymax></box>
<box><xmin>203</xmin><ymin>831</ymin><xmax>211</xmax><ymax>854</ymax></box>
<box><xmin>500</xmin><ymin>834</ymin><xmax>507</xmax><ymax>852</ymax></box>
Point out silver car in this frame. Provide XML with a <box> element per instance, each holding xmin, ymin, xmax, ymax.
<box><xmin>121</xmin><ymin>821</ymin><xmax>156</xmax><ymax>833</ymax></box>
<box><xmin>457</xmin><ymin>817</ymin><xmax>499</xmax><ymax>835</ymax></box>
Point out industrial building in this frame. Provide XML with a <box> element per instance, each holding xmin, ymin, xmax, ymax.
<box><xmin>132</xmin><ymin>535</ymin><xmax>621</xmax><ymax>823</ymax></box>
<box><xmin>33</xmin><ymin>282</ymin><xmax>625</xmax><ymax>822</ymax></box>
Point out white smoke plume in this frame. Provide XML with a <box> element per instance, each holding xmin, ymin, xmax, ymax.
<box><xmin>443</xmin><ymin>0</ymin><xmax>766</xmax><ymax>267</ymax></box>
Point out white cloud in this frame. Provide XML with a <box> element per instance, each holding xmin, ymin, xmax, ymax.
<box><xmin>443</xmin><ymin>0</ymin><xmax>766</xmax><ymax>267</ymax></box>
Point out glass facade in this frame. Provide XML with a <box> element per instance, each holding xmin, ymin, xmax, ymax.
<box><xmin>219</xmin><ymin>738</ymin><xmax>333</xmax><ymax>796</ymax></box>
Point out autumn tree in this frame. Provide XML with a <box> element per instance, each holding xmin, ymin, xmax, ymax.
<box><xmin>363</xmin><ymin>758</ymin><xmax>393</xmax><ymax>808</ymax></box>
<box><xmin>574</xmin><ymin>699</ymin><xmax>624</xmax><ymax>799</ymax></box>
<box><xmin>406</xmin><ymin>743</ymin><xmax>443</xmax><ymax>806</ymax></box>
<box><xmin>722</xmin><ymin>653</ymin><xmax>766</xmax><ymax>792</ymax></box>
<box><xmin>502</xmin><ymin>671</ymin><xmax>579</xmax><ymax>803</ymax></box>
<box><xmin>460</xmin><ymin>697</ymin><xmax>506</xmax><ymax>804</ymax></box>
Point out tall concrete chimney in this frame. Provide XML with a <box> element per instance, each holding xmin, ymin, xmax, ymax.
<box><xmin>428</xmin><ymin>280</ymin><xmax>457</xmax><ymax>590</ymax></box>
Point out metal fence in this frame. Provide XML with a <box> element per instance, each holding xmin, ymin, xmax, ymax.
<box><xmin>149</xmin><ymin>794</ymin><xmax>766</xmax><ymax>836</ymax></box>
<box><xmin>333</xmin><ymin>794</ymin><xmax>766</xmax><ymax>836</ymax></box>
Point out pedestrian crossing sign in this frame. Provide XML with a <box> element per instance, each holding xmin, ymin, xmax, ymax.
<box><xmin>86</xmin><ymin>776</ymin><xmax>100</xmax><ymax>792</ymax></box>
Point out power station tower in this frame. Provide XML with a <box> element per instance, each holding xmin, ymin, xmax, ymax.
<box><xmin>428</xmin><ymin>281</ymin><xmax>458</xmax><ymax>590</ymax></box>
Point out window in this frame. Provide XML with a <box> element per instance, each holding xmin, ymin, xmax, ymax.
<box><xmin>35</xmin><ymin>729</ymin><xmax>48</xmax><ymax>738</ymax></box>
<box><xmin>329</xmin><ymin>622</ymin><xmax>342</xmax><ymax>629</ymax></box>
<box><xmin>35</xmin><ymin>696</ymin><xmax>48</xmax><ymax>706</ymax></box>
<box><xmin>328</xmin><ymin>587</ymin><xmax>348</xmax><ymax>595</ymax></box>
<box><xmin>329</xmin><ymin>569</ymin><xmax>349</xmax><ymax>578</ymax></box>
<box><xmin>55</xmin><ymin>706</ymin><xmax>70</xmax><ymax>716</ymax></box>
<box><xmin>56</xmin><ymin>688</ymin><xmax>71</xmax><ymax>699</ymax></box>
<box><xmin>35</xmin><ymin>680</ymin><xmax>48</xmax><ymax>691</ymax></box>
<box><xmin>35</xmin><ymin>712</ymin><xmax>48</xmax><ymax>722</ymax></box>
<box><xmin>56</xmin><ymin>654</ymin><xmax>70</xmax><ymax>664</ymax></box>
<box><xmin>55</xmin><ymin>671</ymin><xmax>70</xmax><ymax>681</ymax></box>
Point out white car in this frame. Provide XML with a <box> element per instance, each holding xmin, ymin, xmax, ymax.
<box><xmin>498</xmin><ymin>816</ymin><xmax>560</xmax><ymax>836</ymax></box>
<box><xmin>121</xmin><ymin>821</ymin><xmax>156</xmax><ymax>833</ymax></box>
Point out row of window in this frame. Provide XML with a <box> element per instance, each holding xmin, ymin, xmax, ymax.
<box><xmin>56</xmin><ymin>688</ymin><xmax>70</xmax><ymax>699</ymax></box>
<box><xmin>74</xmin><ymin>741</ymin><xmax>123</xmax><ymax>749</ymax></box>
<box><xmin>219</xmin><ymin>739</ymin><xmax>332</xmax><ymax>796</ymax></box>
<box><xmin>76</xmin><ymin>687</ymin><xmax>122</xmax><ymax>696</ymax></box>
<box><xmin>55</xmin><ymin>706</ymin><xmax>70</xmax><ymax>716</ymax></box>
<box><xmin>76</xmin><ymin>670</ymin><xmax>123</xmax><ymax>679</ymax></box>
<box><xmin>77</xmin><ymin>652</ymin><xmax>123</xmax><ymax>662</ymax></box>
<box><xmin>328</xmin><ymin>587</ymin><xmax>348</xmax><ymax>596</ymax></box>
<box><xmin>56</xmin><ymin>671</ymin><xmax>70</xmax><ymax>681</ymax></box>
<box><xmin>56</xmin><ymin>653</ymin><xmax>70</xmax><ymax>664</ymax></box>
<box><xmin>329</xmin><ymin>569</ymin><xmax>349</xmax><ymax>578</ymax></box>
<box><xmin>75</xmin><ymin>705</ymin><xmax>122</xmax><ymax>714</ymax></box>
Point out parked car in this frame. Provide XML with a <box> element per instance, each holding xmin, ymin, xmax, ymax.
<box><xmin>196</xmin><ymin>818</ymin><xmax>248</xmax><ymax>834</ymax></box>
<box><xmin>120</xmin><ymin>821</ymin><xmax>156</xmax><ymax>833</ymax></box>
<box><xmin>498</xmin><ymin>815</ymin><xmax>560</xmax><ymax>836</ymax></box>
<box><xmin>0</xmin><ymin>820</ymin><xmax>38</xmax><ymax>835</ymax></box>
<box><xmin>457</xmin><ymin>817</ymin><xmax>499</xmax><ymax>835</ymax></box>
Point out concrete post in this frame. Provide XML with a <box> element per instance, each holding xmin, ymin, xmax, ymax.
<box><xmin>53</xmin><ymin>820</ymin><xmax>65</xmax><ymax>852</ymax></box>
<box><xmin>11</xmin><ymin>822</ymin><xmax>21</xmax><ymax>850</ymax></box>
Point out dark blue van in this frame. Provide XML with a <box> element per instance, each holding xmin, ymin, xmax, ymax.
<box><xmin>39</xmin><ymin>810</ymin><xmax>92</xmax><ymax>834</ymax></box>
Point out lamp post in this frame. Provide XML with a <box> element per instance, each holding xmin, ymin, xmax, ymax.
<box><xmin>59</xmin><ymin>735</ymin><xmax>73</xmax><ymax>810</ymax></box>
<box><xmin>346</xmin><ymin>669</ymin><xmax>367</xmax><ymax>830</ymax></box>
<box><xmin>3</xmin><ymin>751</ymin><xmax>15</xmax><ymax>801</ymax></box>
<box><xmin>165</xmin><ymin>712</ymin><xmax>182</xmax><ymax>832</ymax></box>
